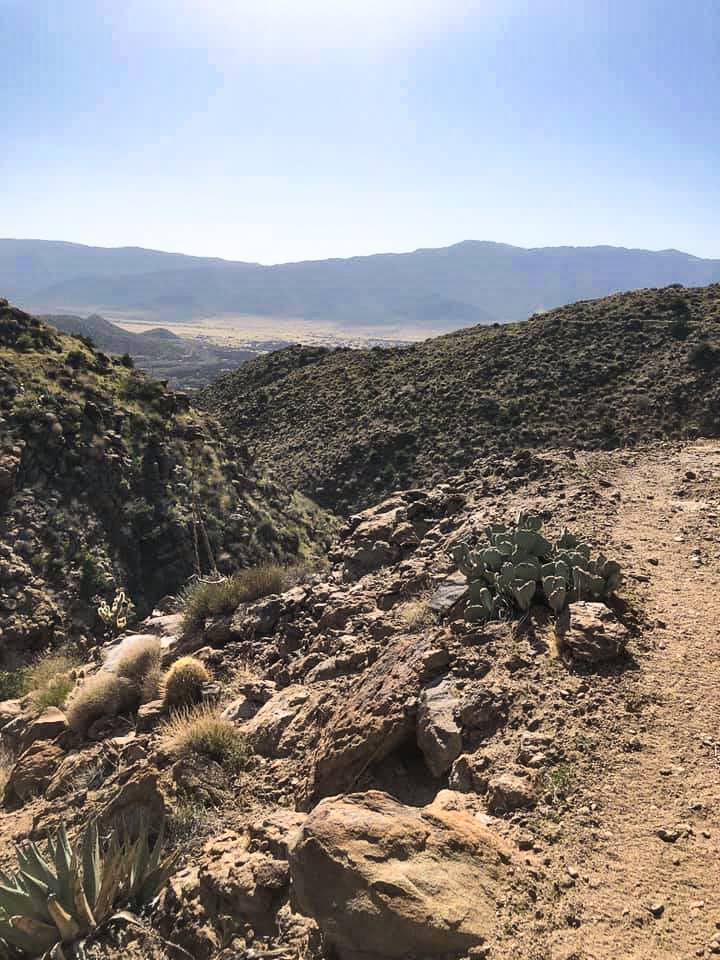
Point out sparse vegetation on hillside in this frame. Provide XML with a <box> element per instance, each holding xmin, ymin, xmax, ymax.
<box><xmin>201</xmin><ymin>284</ymin><xmax>720</xmax><ymax>512</ymax></box>
<box><xmin>0</xmin><ymin>298</ymin><xmax>336</xmax><ymax>654</ymax></box>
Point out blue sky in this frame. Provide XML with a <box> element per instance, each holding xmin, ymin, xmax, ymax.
<box><xmin>2</xmin><ymin>0</ymin><xmax>719</xmax><ymax>263</ymax></box>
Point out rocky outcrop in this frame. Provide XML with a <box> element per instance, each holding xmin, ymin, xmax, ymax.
<box><xmin>308</xmin><ymin>636</ymin><xmax>451</xmax><ymax>801</ymax></box>
<box><xmin>288</xmin><ymin>790</ymin><xmax>525</xmax><ymax>959</ymax></box>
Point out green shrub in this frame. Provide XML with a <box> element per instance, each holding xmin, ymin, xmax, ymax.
<box><xmin>159</xmin><ymin>704</ymin><xmax>248</xmax><ymax>773</ymax></box>
<box><xmin>120</xmin><ymin>352</ymin><xmax>134</xmax><ymax>368</ymax></box>
<box><xmin>180</xmin><ymin>565</ymin><xmax>287</xmax><ymax>628</ymax></box>
<box><xmin>162</xmin><ymin>656</ymin><xmax>210</xmax><ymax>709</ymax></box>
<box><xmin>0</xmin><ymin>818</ymin><xmax>178</xmax><ymax>958</ymax></box>
<box><xmin>689</xmin><ymin>341</ymin><xmax>720</xmax><ymax>369</ymax></box>
<box><xmin>30</xmin><ymin>678</ymin><xmax>75</xmax><ymax>711</ymax></box>
<box><xmin>0</xmin><ymin>671</ymin><xmax>25</xmax><ymax>701</ymax></box>
<box><xmin>65</xmin><ymin>349</ymin><xmax>87</xmax><ymax>369</ymax></box>
<box><xmin>14</xmin><ymin>333</ymin><xmax>34</xmax><ymax>353</ymax></box>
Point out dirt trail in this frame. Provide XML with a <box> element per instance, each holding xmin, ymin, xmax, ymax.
<box><xmin>553</xmin><ymin>441</ymin><xmax>720</xmax><ymax>959</ymax></box>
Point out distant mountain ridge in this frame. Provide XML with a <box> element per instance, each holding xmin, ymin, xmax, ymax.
<box><xmin>2</xmin><ymin>237</ymin><xmax>719</xmax><ymax>330</ymax></box>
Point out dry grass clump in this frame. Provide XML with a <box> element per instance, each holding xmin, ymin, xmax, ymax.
<box><xmin>25</xmin><ymin>650</ymin><xmax>82</xmax><ymax>711</ymax></box>
<box><xmin>162</xmin><ymin>656</ymin><xmax>210</xmax><ymax>709</ymax></box>
<box><xmin>180</xmin><ymin>564</ymin><xmax>287</xmax><ymax>628</ymax></box>
<box><xmin>397</xmin><ymin>594</ymin><xmax>438</xmax><ymax>630</ymax></box>
<box><xmin>159</xmin><ymin>704</ymin><xmax>248</xmax><ymax>773</ymax></box>
<box><xmin>65</xmin><ymin>671</ymin><xmax>138</xmax><ymax>737</ymax></box>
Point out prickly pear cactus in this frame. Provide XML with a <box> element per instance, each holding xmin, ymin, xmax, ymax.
<box><xmin>453</xmin><ymin>511</ymin><xmax>624</xmax><ymax>624</ymax></box>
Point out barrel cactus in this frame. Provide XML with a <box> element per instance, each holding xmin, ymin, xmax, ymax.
<box><xmin>162</xmin><ymin>656</ymin><xmax>210</xmax><ymax>709</ymax></box>
<box><xmin>453</xmin><ymin>511</ymin><xmax>623</xmax><ymax>624</ymax></box>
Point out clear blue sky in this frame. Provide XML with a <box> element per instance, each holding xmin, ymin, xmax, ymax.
<box><xmin>2</xmin><ymin>0</ymin><xmax>718</xmax><ymax>263</ymax></box>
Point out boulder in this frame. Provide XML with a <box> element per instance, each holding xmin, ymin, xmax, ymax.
<box><xmin>458</xmin><ymin>687</ymin><xmax>510</xmax><ymax>735</ymax></box>
<box><xmin>19</xmin><ymin>707</ymin><xmax>68</xmax><ymax>753</ymax></box>
<box><xmin>416</xmin><ymin>679</ymin><xmax>462</xmax><ymax>777</ymax></box>
<box><xmin>96</xmin><ymin>766</ymin><xmax>166</xmax><ymax>828</ymax></box>
<box><xmin>486</xmin><ymin>773</ymin><xmax>535</xmax><ymax>813</ymax></box>
<box><xmin>242</xmin><ymin>685</ymin><xmax>322</xmax><ymax>758</ymax></box>
<box><xmin>559</xmin><ymin>602</ymin><xmax>629</xmax><ymax>664</ymax></box>
<box><xmin>197</xmin><ymin>832</ymin><xmax>290</xmax><ymax>934</ymax></box>
<box><xmin>288</xmin><ymin>790</ymin><xmax>523</xmax><ymax>959</ymax></box>
<box><xmin>448</xmin><ymin>752</ymin><xmax>491</xmax><ymax>794</ymax></box>
<box><xmin>136</xmin><ymin>699</ymin><xmax>165</xmax><ymax>732</ymax></box>
<box><xmin>5</xmin><ymin>741</ymin><xmax>64</xmax><ymax>805</ymax></box>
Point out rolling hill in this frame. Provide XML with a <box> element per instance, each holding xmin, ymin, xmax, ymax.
<box><xmin>3</xmin><ymin>238</ymin><xmax>720</xmax><ymax>331</ymax></box>
<box><xmin>43</xmin><ymin>311</ymin><xmax>263</xmax><ymax>390</ymax></box>
<box><xmin>200</xmin><ymin>283</ymin><xmax>720</xmax><ymax>513</ymax></box>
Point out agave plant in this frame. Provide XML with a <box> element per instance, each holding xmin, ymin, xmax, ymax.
<box><xmin>0</xmin><ymin>818</ymin><xmax>179</xmax><ymax>959</ymax></box>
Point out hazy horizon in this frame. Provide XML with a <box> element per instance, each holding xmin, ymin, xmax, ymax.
<box><xmin>4</xmin><ymin>0</ymin><xmax>719</xmax><ymax>263</ymax></box>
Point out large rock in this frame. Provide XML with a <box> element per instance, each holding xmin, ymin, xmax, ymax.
<box><xmin>19</xmin><ymin>707</ymin><xmax>68</xmax><ymax>753</ymax></box>
<box><xmin>486</xmin><ymin>773</ymin><xmax>535</xmax><ymax>813</ymax></box>
<box><xmin>198</xmin><ymin>831</ymin><xmax>290</xmax><ymax>933</ymax></box>
<box><xmin>416</xmin><ymin>678</ymin><xmax>462</xmax><ymax>777</ymax></box>
<box><xmin>242</xmin><ymin>685</ymin><xmax>323</xmax><ymax>758</ymax></box>
<box><xmin>4</xmin><ymin>741</ymin><xmax>64</xmax><ymax>805</ymax></box>
<box><xmin>308</xmin><ymin>636</ymin><xmax>447</xmax><ymax>801</ymax></box>
<box><xmin>559</xmin><ymin>602</ymin><xmax>629</xmax><ymax>664</ymax></box>
<box><xmin>288</xmin><ymin>790</ymin><xmax>523</xmax><ymax>959</ymax></box>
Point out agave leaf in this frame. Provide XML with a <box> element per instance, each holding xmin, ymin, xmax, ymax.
<box><xmin>16</xmin><ymin>843</ymin><xmax>55</xmax><ymax>890</ymax></box>
<box><xmin>81</xmin><ymin>821</ymin><xmax>101</xmax><ymax>909</ymax></box>
<box><xmin>4</xmin><ymin>915</ymin><xmax>58</xmax><ymax>954</ymax></box>
<box><xmin>71</xmin><ymin>863</ymin><xmax>96</xmax><ymax>933</ymax></box>
<box><xmin>51</xmin><ymin>828</ymin><xmax>75</xmax><ymax>916</ymax></box>
<box><xmin>92</xmin><ymin>835</ymin><xmax>124</xmax><ymax>922</ymax></box>
<box><xmin>138</xmin><ymin>849</ymin><xmax>180</xmax><ymax>903</ymax></box>
<box><xmin>47</xmin><ymin>896</ymin><xmax>81</xmax><ymax>944</ymax></box>
<box><xmin>0</xmin><ymin>880</ymin><xmax>49</xmax><ymax>925</ymax></box>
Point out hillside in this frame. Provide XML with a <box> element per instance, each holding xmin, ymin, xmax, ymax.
<box><xmin>3</xmin><ymin>237</ymin><xmax>720</xmax><ymax>331</ymax></box>
<box><xmin>201</xmin><ymin>283</ymin><xmax>720</xmax><ymax>513</ymax></box>
<box><xmin>43</xmin><ymin>311</ymin><xmax>264</xmax><ymax>390</ymax></box>
<box><xmin>0</xmin><ymin>299</ymin><xmax>334</xmax><ymax>656</ymax></box>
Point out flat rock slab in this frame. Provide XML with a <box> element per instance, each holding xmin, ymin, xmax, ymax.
<box><xmin>427</xmin><ymin>571</ymin><xmax>468</xmax><ymax>615</ymax></box>
<box><xmin>289</xmin><ymin>790</ymin><xmax>524</xmax><ymax>959</ymax></box>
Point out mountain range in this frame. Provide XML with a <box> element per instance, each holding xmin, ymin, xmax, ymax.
<box><xmin>3</xmin><ymin>238</ymin><xmax>719</xmax><ymax>331</ymax></box>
